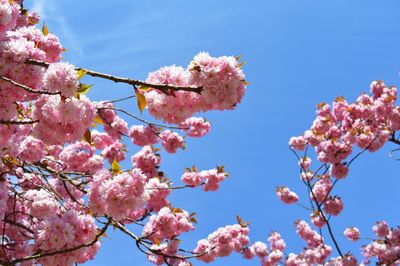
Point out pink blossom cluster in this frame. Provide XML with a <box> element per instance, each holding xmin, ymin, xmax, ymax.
<box><xmin>43</xmin><ymin>62</ymin><xmax>78</xmax><ymax>97</ymax></box>
<box><xmin>34</xmin><ymin>210</ymin><xmax>99</xmax><ymax>266</ymax></box>
<box><xmin>243</xmin><ymin>232</ymin><xmax>286</xmax><ymax>265</ymax></box>
<box><xmin>131</xmin><ymin>145</ymin><xmax>161</xmax><ymax>179</ymax></box>
<box><xmin>181</xmin><ymin>167</ymin><xmax>228</xmax><ymax>191</ymax></box>
<box><xmin>145</xmin><ymin>177</ymin><xmax>170</xmax><ymax>212</ymax></box>
<box><xmin>278</xmin><ymin>80</ymin><xmax>400</xmax><ymax>265</ymax></box>
<box><xmin>33</xmin><ymin>95</ymin><xmax>96</xmax><ymax>144</ymax></box>
<box><xmin>276</xmin><ymin>186</ymin><xmax>299</xmax><ymax>204</ymax></box>
<box><xmin>160</xmin><ymin>130</ymin><xmax>185</xmax><ymax>153</ymax></box>
<box><xmin>142</xmin><ymin>207</ymin><xmax>194</xmax><ymax>242</ymax></box>
<box><xmin>129</xmin><ymin>124</ymin><xmax>160</xmax><ymax>146</ymax></box>
<box><xmin>88</xmin><ymin>169</ymin><xmax>148</xmax><ymax>220</ymax></box>
<box><xmin>193</xmin><ymin>224</ymin><xmax>250</xmax><ymax>263</ymax></box>
<box><xmin>144</xmin><ymin>52</ymin><xmax>247</xmax><ymax>124</ymax></box>
<box><xmin>362</xmin><ymin>221</ymin><xmax>400</xmax><ymax>265</ymax></box>
<box><xmin>59</xmin><ymin>141</ymin><xmax>104</xmax><ymax>174</ymax></box>
<box><xmin>181</xmin><ymin>117</ymin><xmax>211</xmax><ymax>137</ymax></box>
<box><xmin>344</xmin><ymin>227</ymin><xmax>360</xmax><ymax>242</ymax></box>
<box><xmin>290</xmin><ymin>81</ymin><xmax>400</xmax><ymax>180</ymax></box>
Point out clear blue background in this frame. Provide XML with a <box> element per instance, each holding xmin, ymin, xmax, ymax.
<box><xmin>25</xmin><ymin>1</ymin><xmax>400</xmax><ymax>265</ymax></box>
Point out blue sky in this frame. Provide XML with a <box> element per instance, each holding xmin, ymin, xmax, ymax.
<box><xmin>25</xmin><ymin>0</ymin><xmax>400</xmax><ymax>265</ymax></box>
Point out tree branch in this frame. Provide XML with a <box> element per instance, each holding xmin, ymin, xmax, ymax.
<box><xmin>25</xmin><ymin>59</ymin><xmax>203</xmax><ymax>95</ymax></box>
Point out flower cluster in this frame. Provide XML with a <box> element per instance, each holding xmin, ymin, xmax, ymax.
<box><xmin>144</xmin><ymin>52</ymin><xmax>247</xmax><ymax>124</ymax></box>
<box><xmin>194</xmin><ymin>224</ymin><xmax>250</xmax><ymax>263</ymax></box>
<box><xmin>88</xmin><ymin>169</ymin><xmax>148</xmax><ymax>220</ymax></box>
<box><xmin>181</xmin><ymin>167</ymin><xmax>228</xmax><ymax>191</ymax></box>
<box><xmin>142</xmin><ymin>207</ymin><xmax>194</xmax><ymax>242</ymax></box>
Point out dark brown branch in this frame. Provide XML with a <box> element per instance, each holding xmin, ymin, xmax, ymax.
<box><xmin>0</xmin><ymin>75</ymin><xmax>58</xmax><ymax>95</ymax></box>
<box><xmin>25</xmin><ymin>59</ymin><xmax>203</xmax><ymax>95</ymax></box>
<box><xmin>0</xmin><ymin>120</ymin><xmax>38</xmax><ymax>125</ymax></box>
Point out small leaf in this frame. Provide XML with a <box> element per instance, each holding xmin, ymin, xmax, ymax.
<box><xmin>192</xmin><ymin>165</ymin><xmax>198</xmax><ymax>172</ymax></box>
<box><xmin>138</xmin><ymin>85</ymin><xmax>152</xmax><ymax>92</ymax></box>
<box><xmin>136</xmin><ymin>92</ymin><xmax>147</xmax><ymax>113</ymax></box>
<box><xmin>190</xmin><ymin>217</ymin><xmax>198</xmax><ymax>224</ymax></box>
<box><xmin>76</xmin><ymin>69</ymin><xmax>87</xmax><ymax>80</ymax></box>
<box><xmin>153</xmin><ymin>238</ymin><xmax>161</xmax><ymax>246</ymax></box>
<box><xmin>234</xmin><ymin>54</ymin><xmax>243</xmax><ymax>61</ymax></box>
<box><xmin>172</xmin><ymin>207</ymin><xmax>184</xmax><ymax>214</ymax></box>
<box><xmin>93</xmin><ymin>115</ymin><xmax>105</xmax><ymax>125</ymax></box>
<box><xmin>100</xmin><ymin>231</ymin><xmax>110</xmax><ymax>240</ymax></box>
<box><xmin>216</xmin><ymin>165</ymin><xmax>225</xmax><ymax>173</ymax></box>
<box><xmin>83</xmin><ymin>129</ymin><xmax>92</xmax><ymax>145</ymax></box>
<box><xmin>77</xmin><ymin>83</ymin><xmax>94</xmax><ymax>94</ymax></box>
<box><xmin>236</xmin><ymin>215</ymin><xmax>250</xmax><ymax>228</ymax></box>
<box><xmin>42</xmin><ymin>23</ymin><xmax>48</xmax><ymax>36</ymax></box>
<box><xmin>185</xmin><ymin>167</ymin><xmax>191</xmax><ymax>173</ymax></box>
<box><xmin>111</xmin><ymin>158</ymin><xmax>121</xmax><ymax>174</ymax></box>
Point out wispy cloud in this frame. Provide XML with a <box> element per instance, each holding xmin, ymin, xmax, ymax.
<box><xmin>31</xmin><ymin>0</ymin><xmax>84</xmax><ymax>58</ymax></box>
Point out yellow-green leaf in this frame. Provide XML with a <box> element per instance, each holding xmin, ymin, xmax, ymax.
<box><xmin>111</xmin><ymin>158</ymin><xmax>121</xmax><ymax>174</ymax></box>
<box><xmin>76</xmin><ymin>69</ymin><xmax>87</xmax><ymax>80</ymax></box>
<box><xmin>42</xmin><ymin>23</ymin><xmax>48</xmax><ymax>36</ymax></box>
<box><xmin>77</xmin><ymin>83</ymin><xmax>93</xmax><ymax>94</ymax></box>
<box><xmin>136</xmin><ymin>92</ymin><xmax>147</xmax><ymax>114</ymax></box>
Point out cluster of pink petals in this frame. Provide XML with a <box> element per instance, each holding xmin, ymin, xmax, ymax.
<box><xmin>181</xmin><ymin>167</ymin><xmax>228</xmax><ymax>191</ymax></box>
<box><xmin>17</xmin><ymin>136</ymin><xmax>46</xmax><ymax>162</ymax></box>
<box><xmin>144</xmin><ymin>52</ymin><xmax>247</xmax><ymax>124</ymax></box>
<box><xmin>276</xmin><ymin>186</ymin><xmax>299</xmax><ymax>204</ymax></box>
<box><xmin>142</xmin><ymin>207</ymin><xmax>194</xmax><ymax>242</ymax></box>
<box><xmin>145</xmin><ymin>177</ymin><xmax>170</xmax><ymax>212</ymax></box>
<box><xmin>323</xmin><ymin>196</ymin><xmax>344</xmax><ymax>216</ymax></box>
<box><xmin>344</xmin><ymin>227</ymin><xmax>360</xmax><ymax>242</ymax></box>
<box><xmin>291</xmin><ymin>81</ymin><xmax>400</xmax><ymax>180</ymax></box>
<box><xmin>194</xmin><ymin>224</ymin><xmax>250</xmax><ymax>263</ymax></box>
<box><xmin>160</xmin><ymin>130</ymin><xmax>185</xmax><ymax>153</ymax></box>
<box><xmin>131</xmin><ymin>145</ymin><xmax>161</xmax><ymax>179</ymax></box>
<box><xmin>43</xmin><ymin>62</ymin><xmax>78</xmax><ymax>97</ymax></box>
<box><xmin>244</xmin><ymin>232</ymin><xmax>286</xmax><ymax>265</ymax></box>
<box><xmin>129</xmin><ymin>124</ymin><xmax>159</xmax><ymax>146</ymax></box>
<box><xmin>88</xmin><ymin>169</ymin><xmax>148</xmax><ymax>220</ymax></box>
<box><xmin>33</xmin><ymin>95</ymin><xmax>96</xmax><ymax>144</ymax></box>
<box><xmin>34</xmin><ymin>210</ymin><xmax>99</xmax><ymax>266</ymax></box>
<box><xmin>59</xmin><ymin>141</ymin><xmax>104</xmax><ymax>174</ymax></box>
<box><xmin>181</xmin><ymin>117</ymin><xmax>211</xmax><ymax>137</ymax></box>
<box><xmin>362</xmin><ymin>221</ymin><xmax>400</xmax><ymax>265</ymax></box>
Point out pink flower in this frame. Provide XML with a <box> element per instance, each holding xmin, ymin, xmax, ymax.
<box><xmin>344</xmin><ymin>227</ymin><xmax>360</xmax><ymax>241</ymax></box>
<box><xmin>160</xmin><ymin>130</ymin><xmax>185</xmax><ymax>153</ymax></box>
<box><xmin>323</xmin><ymin>196</ymin><xmax>344</xmax><ymax>216</ymax></box>
<box><xmin>276</xmin><ymin>186</ymin><xmax>299</xmax><ymax>204</ymax></box>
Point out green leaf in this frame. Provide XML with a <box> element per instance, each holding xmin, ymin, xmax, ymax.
<box><xmin>77</xmin><ymin>83</ymin><xmax>94</xmax><ymax>94</ymax></box>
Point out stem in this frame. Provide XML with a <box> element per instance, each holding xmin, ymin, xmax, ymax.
<box><xmin>25</xmin><ymin>59</ymin><xmax>202</xmax><ymax>95</ymax></box>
